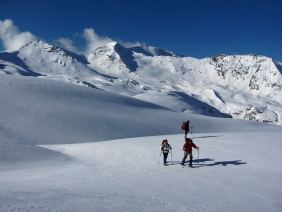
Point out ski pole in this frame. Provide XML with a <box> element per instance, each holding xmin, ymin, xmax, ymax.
<box><xmin>170</xmin><ymin>150</ymin><xmax>173</xmax><ymax>164</ymax></box>
<box><xmin>198</xmin><ymin>149</ymin><xmax>199</xmax><ymax>166</ymax></box>
<box><xmin>158</xmin><ymin>151</ymin><xmax>161</xmax><ymax>164</ymax></box>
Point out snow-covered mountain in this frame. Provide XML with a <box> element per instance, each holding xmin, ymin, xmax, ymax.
<box><xmin>1</xmin><ymin>68</ymin><xmax>282</xmax><ymax>212</ymax></box>
<box><xmin>0</xmin><ymin>40</ymin><xmax>281</xmax><ymax>125</ymax></box>
<box><xmin>1</xmin><ymin>41</ymin><xmax>282</xmax><ymax>212</ymax></box>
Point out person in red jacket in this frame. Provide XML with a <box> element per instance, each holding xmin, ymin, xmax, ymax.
<box><xmin>181</xmin><ymin>138</ymin><xmax>199</xmax><ymax>167</ymax></box>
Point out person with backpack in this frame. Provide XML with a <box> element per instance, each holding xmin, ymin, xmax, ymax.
<box><xmin>181</xmin><ymin>120</ymin><xmax>190</xmax><ymax>139</ymax></box>
<box><xmin>160</xmin><ymin>139</ymin><xmax>172</xmax><ymax>166</ymax></box>
<box><xmin>181</xmin><ymin>138</ymin><xmax>199</xmax><ymax>167</ymax></box>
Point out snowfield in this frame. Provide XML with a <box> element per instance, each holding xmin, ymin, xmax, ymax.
<box><xmin>0</xmin><ymin>74</ymin><xmax>282</xmax><ymax>212</ymax></box>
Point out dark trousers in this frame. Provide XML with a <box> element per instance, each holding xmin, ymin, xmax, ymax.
<box><xmin>182</xmin><ymin>151</ymin><xmax>193</xmax><ymax>165</ymax></box>
<box><xmin>185</xmin><ymin>130</ymin><xmax>189</xmax><ymax>138</ymax></box>
<box><xmin>163</xmin><ymin>152</ymin><xmax>169</xmax><ymax>164</ymax></box>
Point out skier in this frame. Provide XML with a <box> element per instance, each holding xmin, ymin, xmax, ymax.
<box><xmin>181</xmin><ymin>120</ymin><xmax>190</xmax><ymax>139</ymax></box>
<box><xmin>160</xmin><ymin>139</ymin><xmax>172</xmax><ymax>166</ymax></box>
<box><xmin>181</xmin><ymin>138</ymin><xmax>199</xmax><ymax>167</ymax></box>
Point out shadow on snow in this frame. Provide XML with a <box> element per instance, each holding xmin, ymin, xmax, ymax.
<box><xmin>170</xmin><ymin>158</ymin><xmax>247</xmax><ymax>167</ymax></box>
<box><xmin>191</xmin><ymin>135</ymin><xmax>223</xmax><ymax>139</ymax></box>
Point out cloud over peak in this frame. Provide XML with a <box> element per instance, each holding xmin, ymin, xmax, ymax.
<box><xmin>0</xmin><ymin>19</ymin><xmax>144</xmax><ymax>55</ymax></box>
<box><xmin>57</xmin><ymin>28</ymin><xmax>144</xmax><ymax>54</ymax></box>
<box><xmin>0</xmin><ymin>19</ymin><xmax>37</xmax><ymax>51</ymax></box>
<box><xmin>56</xmin><ymin>38</ymin><xmax>82</xmax><ymax>54</ymax></box>
<box><xmin>83</xmin><ymin>28</ymin><xmax>113</xmax><ymax>53</ymax></box>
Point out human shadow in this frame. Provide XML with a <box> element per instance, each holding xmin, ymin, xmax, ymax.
<box><xmin>201</xmin><ymin>160</ymin><xmax>247</xmax><ymax>166</ymax></box>
<box><xmin>169</xmin><ymin>158</ymin><xmax>214</xmax><ymax>165</ymax></box>
<box><xmin>191</xmin><ymin>135</ymin><xmax>223</xmax><ymax>139</ymax></box>
<box><xmin>170</xmin><ymin>158</ymin><xmax>247</xmax><ymax>167</ymax></box>
<box><xmin>194</xmin><ymin>158</ymin><xmax>247</xmax><ymax>167</ymax></box>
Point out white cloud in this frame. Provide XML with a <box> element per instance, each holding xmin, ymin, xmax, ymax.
<box><xmin>56</xmin><ymin>38</ymin><xmax>81</xmax><ymax>54</ymax></box>
<box><xmin>0</xmin><ymin>19</ymin><xmax>37</xmax><ymax>51</ymax></box>
<box><xmin>82</xmin><ymin>28</ymin><xmax>144</xmax><ymax>53</ymax></box>
<box><xmin>83</xmin><ymin>28</ymin><xmax>113</xmax><ymax>52</ymax></box>
<box><xmin>118</xmin><ymin>40</ymin><xmax>145</xmax><ymax>48</ymax></box>
<box><xmin>0</xmin><ymin>19</ymin><xmax>144</xmax><ymax>54</ymax></box>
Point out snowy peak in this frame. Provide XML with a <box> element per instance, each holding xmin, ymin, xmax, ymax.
<box><xmin>132</xmin><ymin>45</ymin><xmax>184</xmax><ymax>57</ymax></box>
<box><xmin>1</xmin><ymin>40</ymin><xmax>104</xmax><ymax>78</ymax></box>
<box><xmin>87</xmin><ymin>42</ymin><xmax>183</xmax><ymax>74</ymax></box>
<box><xmin>1</xmin><ymin>40</ymin><xmax>281</xmax><ymax>125</ymax></box>
<box><xmin>86</xmin><ymin>45</ymin><xmax>282</xmax><ymax>124</ymax></box>
<box><xmin>207</xmin><ymin>54</ymin><xmax>282</xmax><ymax>92</ymax></box>
<box><xmin>88</xmin><ymin>41</ymin><xmax>183</xmax><ymax>58</ymax></box>
<box><xmin>19</xmin><ymin>40</ymin><xmax>64</xmax><ymax>52</ymax></box>
<box><xmin>19</xmin><ymin>40</ymin><xmax>88</xmax><ymax>64</ymax></box>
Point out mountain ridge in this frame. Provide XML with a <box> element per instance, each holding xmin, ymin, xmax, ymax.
<box><xmin>0</xmin><ymin>40</ymin><xmax>281</xmax><ymax>125</ymax></box>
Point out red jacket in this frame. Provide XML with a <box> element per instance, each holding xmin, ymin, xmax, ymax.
<box><xmin>183</xmin><ymin>142</ymin><xmax>198</xmax><ymax>151</ymax></box>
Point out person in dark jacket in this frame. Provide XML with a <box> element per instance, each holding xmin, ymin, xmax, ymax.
<box><xmin>181</xmin><ymin>138</ymin><xmax>199</xmax><ymax>167</ymax></box>
<box><xmin>160</xmin><ymin>139</ymin><xmax>172</xmax><ymax>166</ymax></box>
<box><xmin>183</xmin><ymin>120</ymin><xmax>190</xmax><ymax>139</ymax></box>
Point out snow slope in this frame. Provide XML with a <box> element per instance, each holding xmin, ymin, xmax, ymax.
<box><xmin>87</xmin><ymin>42</ymin><xmax>282</xmax><ymax>124</ymax></box>
<box><xmin>1</xmin><ymin>74</ymin><xmax>278</xmax><ymax>145</ymax></box>
<box><xmin>1</xmin><ymin>41</ymin><xmax>281</xmax><ymax>125</ymax></box>
<box><xmin>0</xmin><ymin>74</ymin><xmax>282</xmax><ymax>212</ymax></box>
<box><xmin>1</xmin><ymin>132</ymin><xmax>282</xmax><ymax>212</ymax></box>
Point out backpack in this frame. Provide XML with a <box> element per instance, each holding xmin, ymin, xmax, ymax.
<box><xmin>180</xmin><ymin>122</ymin><xmax>188</xmax><ymax>130</ymax></box>
<box><xmin>161</xmin><ymin>143</ymin><xmax>171</xmax><ymax>153</ymax></box>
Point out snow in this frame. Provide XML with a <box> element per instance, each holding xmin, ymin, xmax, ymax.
<box><xmin>1</xmin><ymin>41</ymin><xmax>282</xmax><ymax>125</ymax></box>
<box><xmin>1</xmin><ymin>73</ymin><xmax>282</xmax><ymax>212</ymax></box>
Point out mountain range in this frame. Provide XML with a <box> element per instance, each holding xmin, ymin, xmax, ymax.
<box><xmin>0</xmin><ymin>40</ymin><xmax>281</xmax><ymax>125</ymax></box>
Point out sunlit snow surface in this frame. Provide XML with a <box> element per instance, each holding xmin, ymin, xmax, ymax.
<box><xmin>0</xmin><ymin>74</ymin><xmax>281</xmax><ymax>212</ymax></box>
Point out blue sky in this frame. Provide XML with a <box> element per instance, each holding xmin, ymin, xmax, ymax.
<box><xmin>0</xmin><ymin>0</ymin><xmax>282</xmax><ymax>61</ymax></box>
